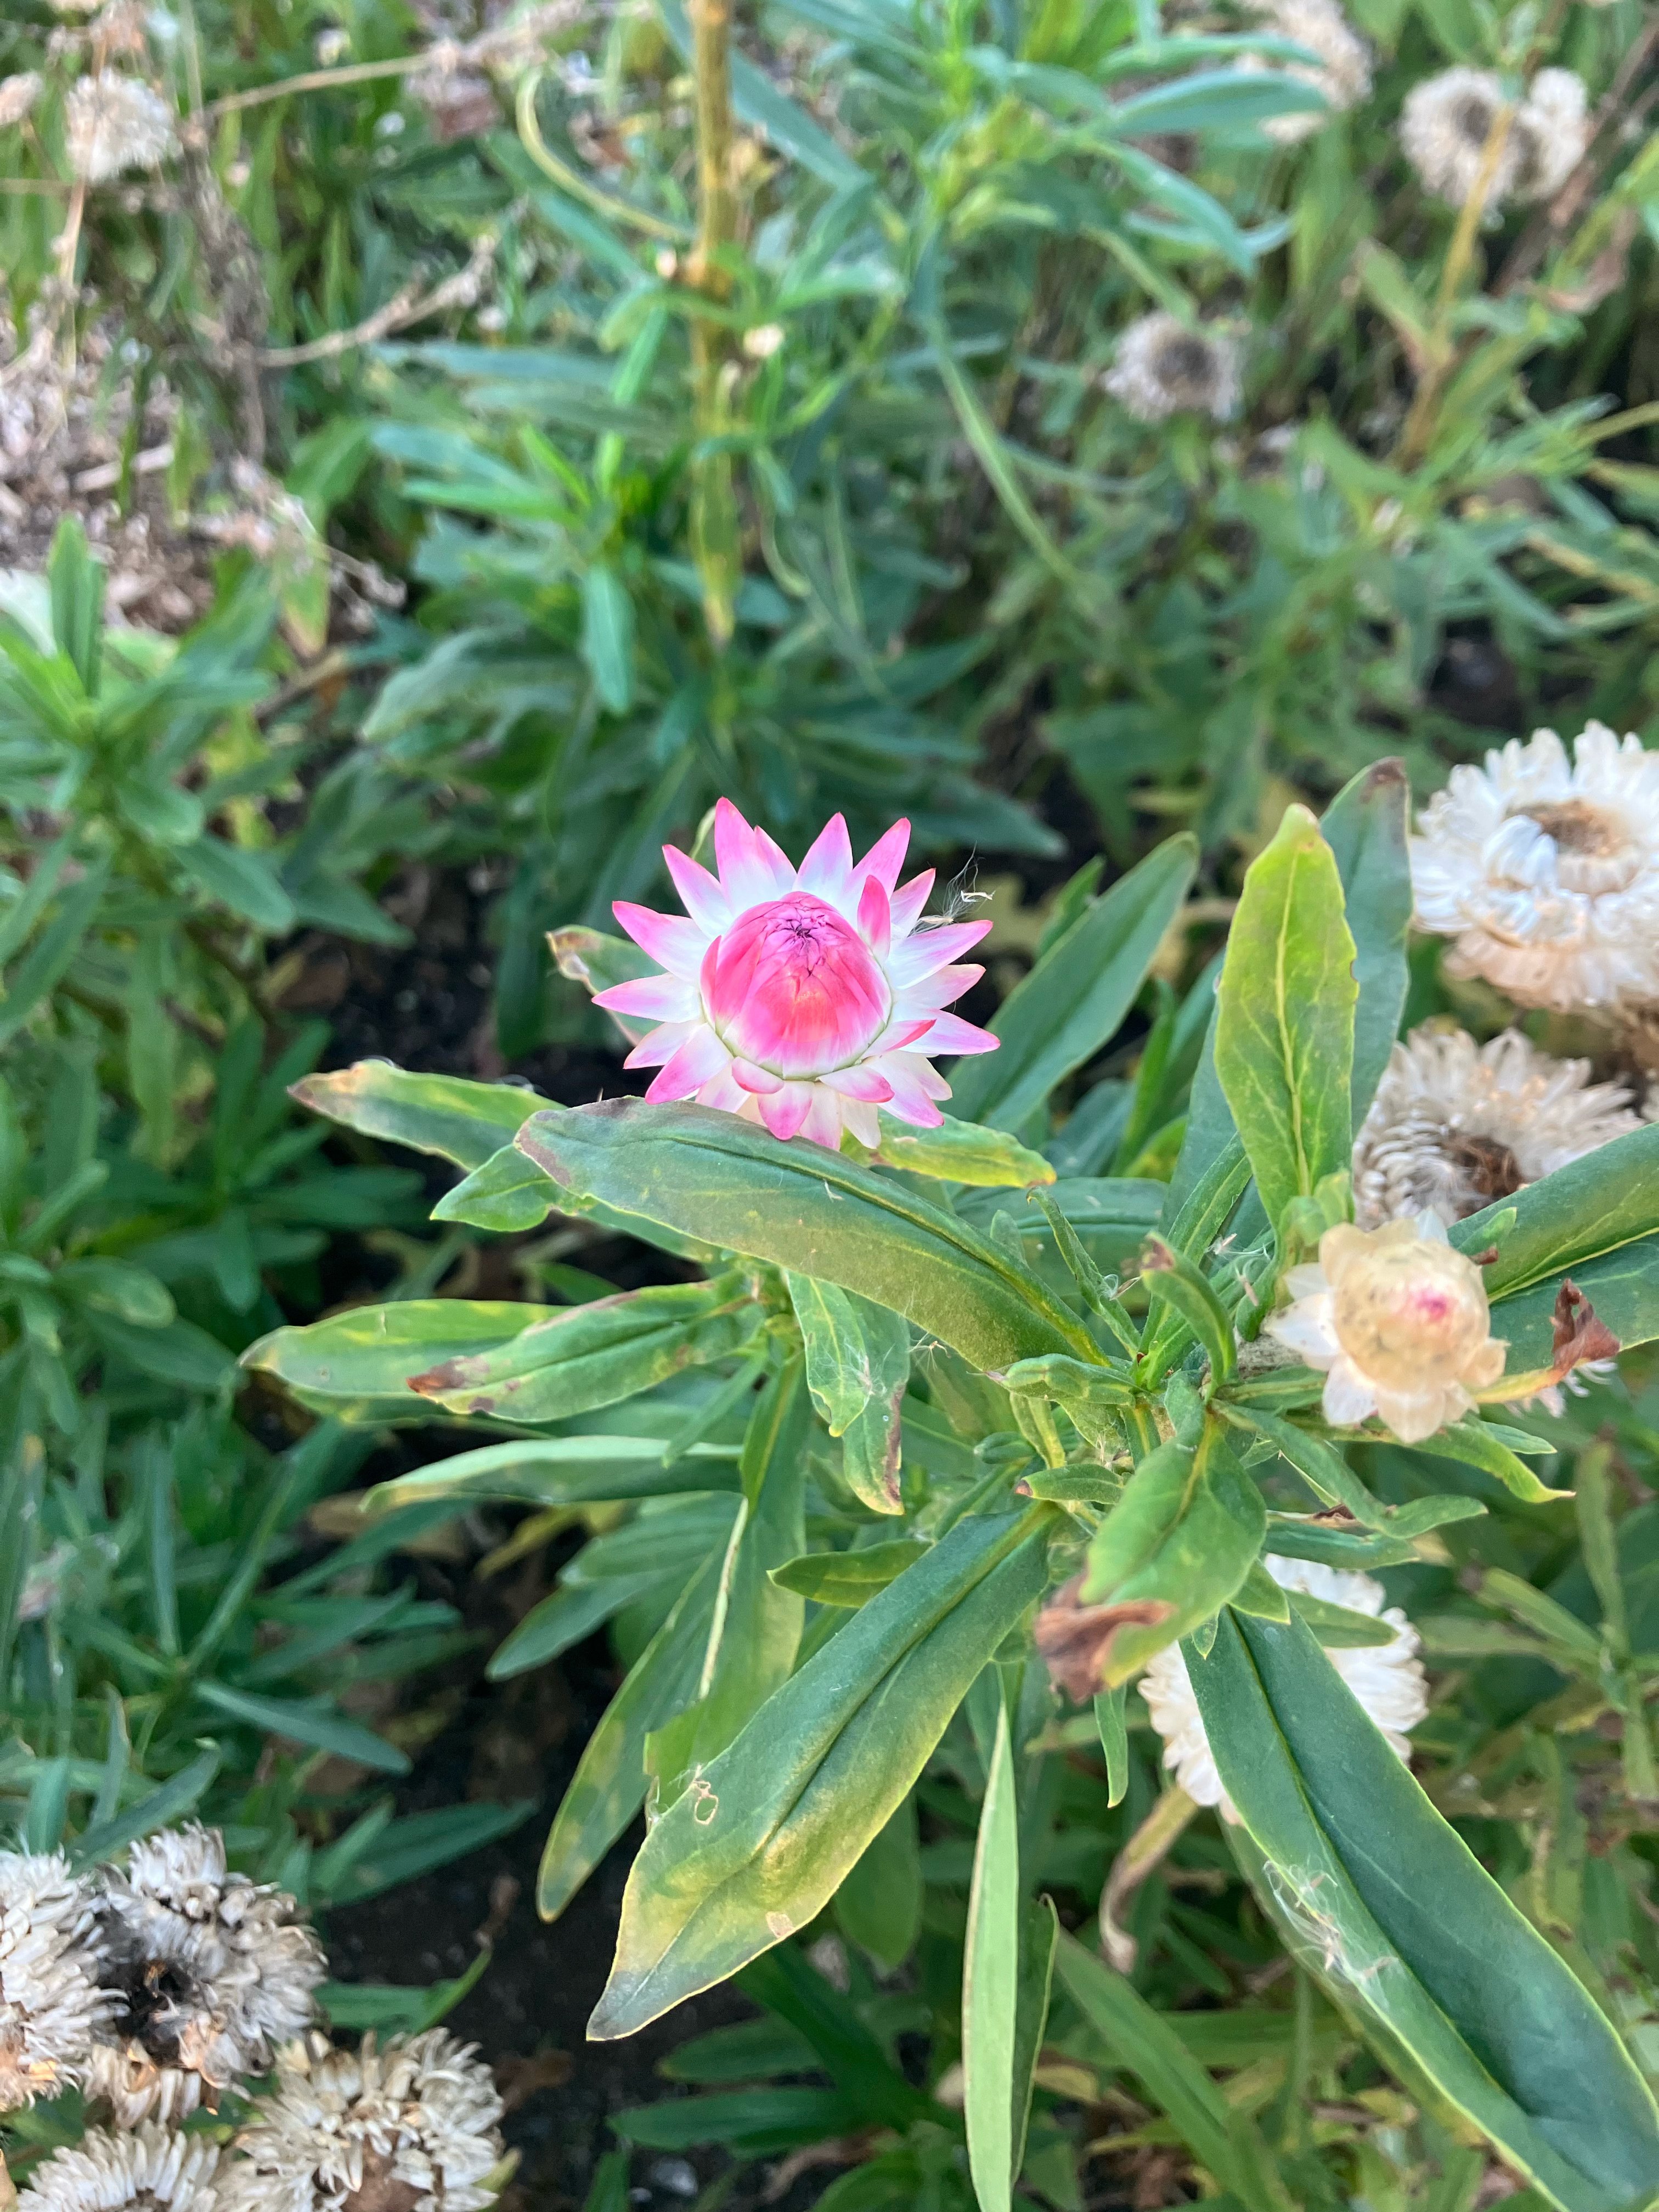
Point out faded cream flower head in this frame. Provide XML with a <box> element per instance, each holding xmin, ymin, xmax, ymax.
<box><xmin>1265</xmin><ymin>1211</ymin><xmax>1505</xmax><ymax>1442</ymax></box>
<box><xmin>1411</xmin><ymin>723</ymin><xmax>1659</xmax><ymax>1013</ymax></box>
<box><xmin>1353</xmin><ymin>1025</ymin><xmax>1643</xmax><ymax>1229</ymax></box>
<box><xmin>1400</xmin><ymin>65</ymin><xmax>1589</xmax><ymax>208</ymax></box>
<box><xmin>1239</xmin><ymin>0</ymin><xmax>1371</xmax><ymax>143</ymax></box>
<box><xmin>0</xmin><ymin>1851</ymin><xmax>109</xmax><ymax>2110</ymax></box>
<box><xmin>1141</xmin><ymin>1556</ymin><xmax>1427</xmax><ymax>1820</ymax></box>
<box><xmin>0</xmin><ymin>73</ymin><xmax>44</xmax><ymax>129</ymax></box>
<box><xmin>16</xmin><ymin>2125</ymin><xmax>224</xmax><ymax>2212</ymax></box>
<box><xmin>221</xmin><ymin>2029</ymin><xmax>506</xmax><ymax>2212</ymax></box>
<box><xmin>88</xmin><ymin>1826</ymin><xmax>325</xmax><ymax>2125</ymax></box>
<box><xmin>1104</xmin><ymin>313</ymin><xmax>1241</xmax><ymax>424</ymax></box>
<box><xmin>64</xmin><ymin>72</ymin><xmax>174</xmax><ymax>183</ymax></box>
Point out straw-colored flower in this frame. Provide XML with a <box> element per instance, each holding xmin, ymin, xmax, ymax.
<box><xmin>595</xmin><ymin>799</ymin><xmax>996</xmax><ymax>1150</ymax></box>
<box><xmin>0</xmin><ymin>73</ymin><xmax>43</xmax><ymax>129</ymax></box>
<box><xmin>221</xmin><ymin>2030</ymin><xmax>506</xmax><ymax>2212</ymax></box>
<box><xmin>1239</xmin><ymin>0</ymin><xmax>1371</xmax><ymax>143</ymax></box>
<box><xmin>1141</xmin><ymin>1556</ymin><xmax>1427</xmax><ymax>1820</ymax></box>
<box><xmin>1103</xmin><ymin>313</ymin><xmax>1241</xmax><ymax>424</ymax></box>
<box><xmin>1400</xmin><ymin>65</ymin><xmax>1589</xmax><ymax>208</ymax></box>
<box><xmin>88</xmin><ymin>1826</ymin><xmax>325</xmax><ymax>2124</ymax></box>
<box><xmin>1265</xmin><ymin>1212</ymin><xmax>1505</xmax><ymax>1442</ymax></box>
<box><xmin>64</xmin><ymin>72</ymin><xmax>173</xmax><ymax>182</ymax></box>
<box><xmin>1353</xmin><ymin>1025</ymin><xmax>1642</xmax><ymax>1229</ymax></box>
<box><xmin>1410</xmin><ymin>723</ymin><xmax>1659</xmax><ymax>1013</ymax></box>
<box><xmin>0</xmin><ymin>1852</ymin><xmax>109</xmax><ymax>2110</ymax></box>
<box><xmin>16</xmin><ymin>2126</ymin><xmax>224</xmax><ymax>2212</ymax></box>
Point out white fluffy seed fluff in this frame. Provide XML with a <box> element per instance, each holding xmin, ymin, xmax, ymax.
<box><xmin>1400</xmin><ymin>65</ymin><xmax>1589</xmax><ymax>209</ymax></box>
<box><xmin>1104</xmin><ymin>312</ymin><xmax>1242</xmax><ymax>424</ymax></box>
<box><xmin>0</xmin><ymin>1852</ymin><xmax>110</xmax><ymax>2111</ymax></box>
<box><xmin>64</xmin><ymin>72</ymin><xmax>174</xmax><ymax>183</ymax></box>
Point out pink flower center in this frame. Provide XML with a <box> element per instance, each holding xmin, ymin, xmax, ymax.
<box><xmin>704</xmin><ymin>893</ymin><xmax>890</xmax><ymax>1077</ymax></box>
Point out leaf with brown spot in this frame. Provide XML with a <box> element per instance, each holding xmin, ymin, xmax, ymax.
<box><xmin>1550</xmin><ymin>1278</ymin><xmax>1622</xmax><ymax>1378</ymax></box>
<box><xmin>1034</xmin><ymin>1577</ymin><xmax>1174</xmax><ymax>1703</ymax></box>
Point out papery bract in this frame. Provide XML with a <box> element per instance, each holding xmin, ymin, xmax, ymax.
<box><xmin>594</xmin><ymin>800</ymin><xmax>997</xmax><ymax>1149</ymax></box>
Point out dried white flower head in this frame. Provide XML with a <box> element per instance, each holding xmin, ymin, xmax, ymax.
<box><xmin>88</xmin><ymin>1826</ymin><xmax>325</xmax><ymax>2125</ymax></box>
<box><xmin>1353</xmin><ymin>1025</ymin><xmax>1643</xmax><ymax>1229</ymax></box>
<box><xmin>221</xmin><ymin>2030</ymin><xmax>506</xmax><ymax>2212</ymax></box>
<box><xmin>17</xmin><ymin>2126</ymin><xmax>224</xmax><ymax>2212</ymax></box>
<box><xmin>1239</xmin><ymin>0</ymin><xmax>1372</xmax><ymax>143</ymax></box>
<box><xmin>0</xmin><ymin>72</ymin><xmax>44</xmax><ymax>129</ymax></box>
<box><xmin>1400</xmin><ymin>65</ymin><xmax>1589</xmax><ymax>209</ymax></box>
<box><xmin>0</xmin><ymin>1852</ymin><xmax>109</xmax><ymax>2109</ymax></box>
<box><xmin>64</xmin><ymin>72</ymin><xmax>173</xmax><ymax>183</ymax></box>
<box><xmin>1104</xmin><ymin>312</ymin><xmax>1241</xmax><ymax>424</ymax></box>
<box><xmin>1411</xmin><ymin>722</ymin><xmax>1659</xmax><ymax>1013</ymax></box>
<box><xmin>1141</xmin><ymin>1556</ymin><xmax>1427</xmax><ymax>1820</ymax></box>
<box><xmin>1265</xmin><ymin>1211</ymin><xmax>1505</xmax><ymax>1442</ymax></box>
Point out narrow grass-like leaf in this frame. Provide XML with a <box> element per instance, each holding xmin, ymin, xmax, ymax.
<box><xmin>964</xmin><ymin>1694</ymin><xmax>1019</xmax><ymax>2212</ymax></box>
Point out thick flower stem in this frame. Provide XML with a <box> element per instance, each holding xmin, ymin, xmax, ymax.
<box><xmin>688</xmin><ymin>0</ymin><xmax>742</xmax><ymax>649</ymax></box>
<box><xmin>1099</xmin><ymin>1783</ymin><xmax>1197</xmax><ymax>1972</ymax></box>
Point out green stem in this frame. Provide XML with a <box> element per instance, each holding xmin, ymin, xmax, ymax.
<box><xmin>687</xmin><ymin>0</ymin><xmax>742</xmax><ymax>648</ymax></box>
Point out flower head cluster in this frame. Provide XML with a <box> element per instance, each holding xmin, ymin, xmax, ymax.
<box><xmin>596</xmin><ymin>799</ymin><xmax>996</xmax><ymax>1150</ymax></box>
<box><xmin>0</xmin><ymin>72</ymin><xmax>44</xmax><ymax>129</ymax></box>
<box><xmin>64</xmin><ymin>72</ymin><xmax>174</xmax><ymax>183</ymax></box>
<box><xmin>18</xmin><ymin>2124</ymin><xmax>225</xmax><ymax>2212</ymax></box>
<box><xmin>1400</xmin><ymin>65</ymin><xmax>1588</xmax><ymax>208</ymax></box>
<box><xmin>88</xmin><ymin>1826</ymin><xmax>325</xmax><ymax>2125</ymax></box>
<box><xmin>1141</xmin><ymin>1557</ymin><xmax>1426</xmax><ymax>1820</ymax></box>
<box><xmin>1353</xmin><ymin>1025</ymin><xmax>1643</xmax><ymax>1229</ymax></box>
<box><xmin>221</xmin><ymin>2030</ymin><xmax>505</xmax><ymax>2212</ymax></box>
<box><xmin>1265</xmin><ymin>1212</ymin><xmax>1505</xmax><ymax>1442</ymax></box>
<box><xmin>0</xmin><ymin>1852</ymin><xmax>109</xmax><ymax>2111</ymax></box>
<box><xmin>1410</xmin><ymin>723</ymin><xmax>1659</xmax><ymax>1013</ymax></box>
<box><xmin>1104</xmin><ymin>313</ymin><xmax>1241</xmax><ymax>424</ymax></box>
<box><xmin>1238</xmin><ymin>0</ymin><xmax>1371</xmax><ymax>143</ymax></box>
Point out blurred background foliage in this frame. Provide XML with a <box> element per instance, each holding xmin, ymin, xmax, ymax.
<box><xmin>3</xmin><ymin>0</ymin><xmax>1659</xmax><ymax>2194</ymax></box>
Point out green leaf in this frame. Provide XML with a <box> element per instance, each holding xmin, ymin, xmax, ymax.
<box><xmin>195</xmin><ymin>1683</ymin><xmax>410</xmax><ymax>1774</ymax></box>
<box><xmin>1011</xmin><ymin>1898</ymin><xmax>1059</xmax><ymax>2185</ymax></box>
<box><xmin>48</xmin><ymin>517</ymin><xmax>104</xmax><ymax>696</ymax></box>
<box><xmin>1318</xmin><ymin>760</ymin><xmax>1412</xmax><ymax>1121</ymax></box>
<box><xmin>947</xmin><ymin>838</ymin><xmax>1197</xmax><ymax>1131</ymax></box>
<box><xmin>581</xmin><ymin>562</ymin><xmax>636</xmax><ymax>713</ymax></box>
<box><xmin>1217</xmin><ymin>1403</ymin><xmax>1387</xmax><ymax>1528</ymax></box>
<box><xmin>787</xmin><ymin>1274</ymin><xmax>909</xmax><ymax>1514</ymax></box>
<box><xmin>964</xmin><ymin>1693</ymin><xmax>1020</xmax><ymax>2212</ymax></box>
<box><xmin>1073</xmin><ymin>1424</ymin><xmax>1265</xmax><ymax>1688</ymax></box>
<box><xmin>1286</xmin><ymin>1590</ymin><xmax>1399</xmax><ymax>1647</ymax></box>
<box><xmin>589</xmin><ymin>1505</ymin><xmax>1055</xmax><ymax>2038</ymax></box>
<box><xmin>370</xmin><ymin>1435</ymin><xmax>742</xmax><ymax>1514</ymax></box>
<box><xmin>516</xmin><ymin>1102</ymin><xmax>1097</xmax><ymax>1373</ymax></box>
<box><xmin>1214</xmin><ymin>804</ymin><xmax>1357</xmax><ymax>1232</ymax></box>
<box><xmin>1404</xmin><ymin>1421</ymin><xmax>1570</xmax><ymax>1506</ymax></box>
<box><xmin>54</xmin><ymin>1258</ymin><xmax>174</xmax><ymax>1328</ymax></box>
<box><xmin>1454</xmin><ymin>1122</ymin><xmax>1659</xmax><ymax>1332</ymax></box>
<box><xmin>399</xmin><ymin>1278</ymin><xmax>768</xmax><ymax>1427</ymax></box>
<box><xmin>291</xmin><ymin>1062</ymin><xmax>546</xmax><ymax>1171</ymax></box>
<box><xmin>1139</xmin><ymin>1236</ymin><xmax>1236</xmax><ymax>1381</ymax></box>
<box><xmin>487</xmin><ymin>1570</ymin><xmax>672</xmax><ymax>1679</ymax></box>
<box><xmin>539</xmin><ymin>1550</ymin><xmax>725</xmax><ymax>1922</ymax></box>
<box><xmin>1189</xmin><ymin>1609</ymin><xmax>1659</xmax><ymax>2212</ymax></box>
<box><xmin>431</xmin><ymin>1143</ymin><xmax>557</xmax><ymax>1232</ymax></box>
<box><xmin>1053</xmin><ymin>1935</ymin><xmax>1293</xmax><ymax>2212</ymax></box>
<box><xmin>736</xmin><ymin>1942</ymin><xmax>933</xmax><ymax>2132</ymax></box>
<box><xmin>872</xmin><ymin>1114</ymin><xmax>1056</xmax><ymax>1188</ymax></box>
<box><xmin>1108</xmin><ymin>65</ymin><xmax>1328</xmax><ymax>133</ymax></box>
<box><xmin>835</xmin><ymin>1798</ymin><xmax>921</xmax><ymax>1972</ymax></box>
<box><xmin>243</xmin><ymin>1300</ymin><xmax>557</xmax><ymax>1421</ymax></box>
<box><xmin>770</xmin><ymin>1539</ymin><xmax>930</xmax><ymax>1607</ymax></box>
<box><xmin>1094</xmin><ymin>1687</ymin><xmax>1130</xmax><ymax>1807</ymax></box>
<box><xmin>70</xmin><ymin>1748</ymin><xmax>219</xmax><ymax>1867</ymax></box>
<box><xmin>0</xmin><ymin>857</ymin><xmax>110</xmax><ymax>1053</ymax></box>
<box><xmin>176</xmin><ymin>838</ymin><xmax>297</xmax><ymax>933</ymax></box>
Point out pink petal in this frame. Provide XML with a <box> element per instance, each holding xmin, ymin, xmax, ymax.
<box><xmin>897</xmin><ymin>962</ymin><xmax>984</xmax><ymax>1013</ymax></box>
<box><xmin>885</xmin><ymin>1048</ymin><xmax>950</xmax><ymax>1099</ymax></box>
<box><xmin>731</xmin><ymin>1058</ymin><xmax>783</xmax><ymax>1095</ymax></box>
<box><xmin>797</xmin><ymin>814</ymin><xmax>854</xmax><ymax>900</ymax></box>
<box><xmin>871</xmin><ymin>1016</ymin><xmax>935</xmax><ymax>1054</ymax></box>
<box><xmin>878</xmin><ymin>1058</ymin><xmax>946</xmax><ymax>1127</ymax></box>
<box><xmin>840</xmin><ymin>1098</ymin><xmax>881</xmax><ymax>1150</ymax></box>
<box><xmin>820</xmin><ymin>1063</ymin><xmax>894</xmax><ymax>1103</ymax></box>
<box><xmin>645</xmin><ymin>1025</ymin><xmax>731</xmax><ymax>1101</ymax></box>
<box><xmin>758</xmin><ymin>1083</ymin><xmax>814</xmax><ymax>1141</ymax></box>
<box><xmin>663</xmin><ymin>845</ymin><xmax>733</xmax><ymax>934</ymax></box>
<box><xmin>613</xmin><ymin>900</ymin><xmax>709</xmax><ymax>979</ymax></box>
<box><xmin>623</xmin><ymin>1019</ymin><xmax>696</xmax><ymax>1070</ymax></box>
<box><xmin>856</xmin><ymin>819</ymin><xmax>910</xmax><ymax>893</ymax></box>
<box><xmin>857</xmin><ymin>876</ymin><xmax>891</xmax><ymax>960</ymax></box>
<box><xmin>889</xmin><ymin>870</ymin><xmax>935</xmax><ymax>938</ymax></box>
<box><xmin>592</xmin><ymin>973</ymin><xmax>699</xmax><ymax>1022</ymax></box>
<box><xmin>799</xmin><ymin>1085</ymin><xmax>846</xmax><ymax>1150</ymax></box>
<box><xmin>713</xmin><ymin>798</ymin><xmax>783</xmax><ymax>911</ymax></box>
<box><xmin>698</xmin><ymin>1065</ymin><xmax>748</xmax><ymax>1113</ymax></box>
<box><xmin>888</xmin><ymin>918</ymin><xmax>992</xmax><ymax>983</ymax></box>
<box><xmin>918</xmin><ymin>1011</ymin><xmax>998</xmax><ymax>1056</ymax></box>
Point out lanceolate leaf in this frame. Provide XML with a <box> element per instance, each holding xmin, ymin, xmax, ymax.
<box><xmin>243</xmin><ymin>1301</ymin><xmax>552</xmax><ymax>1421</ymax></box>
<box><xmin>1317</xmin><ymin>760</ymin><xmax>1412</xmax><ymax>1122</ymax></box>
<box><xmin>1189</xmin><ymin>1609</ymin><xmax>1659</xmax><ymax>2212</ymax></box>
<box><xmin>291</xmin><ymin>1062</ymin><xmax>545</xmax><ymax>1170</ymax></box>
<box><xmin>964</xmin><ymin>1694</ymin><xmax>1020</xmax><ymax>2212</ymax></box>
<box><xmin>787</xmin><ymin>1274</ymin><xmax>910</xmax><ymax>1514</ymax></box>
<box><xmin>368</xmin><ymin>1435</ymin><xmax>744</xmax><ymax>1513</ymax></box>
<box><xmin>947</xmin><ymin>837</ymin><xmax>1198</xmax><ymax>1132</ymax></box>
<box><xmin>1214</xmin><ymin>805</ymin><xmax>1357</xmax><ymax>1232</ymax></box>
<box><xmin>589</xmin><ymin>1505</ymin><xmax>1057</xmax><ymax>2039</ymax></box>
<box><xmin>1455</xmin><ymin>1125</ymin><xmax>1659</xmax><ymax>1340</ymax></box>
<box><xmin>873</xmin><ymin>1115</ymin><xmax>1056</xmax><ymax>1187</ymax></box>
<box><xmin>516</xmin><ymin>1101</ymin><xmax>1097</xmax><ymax>1372</ymax></box>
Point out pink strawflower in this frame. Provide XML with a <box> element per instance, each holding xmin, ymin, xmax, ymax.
<box><xmin>594</xmin><ymin>800</ymin><xmax>998</xmax><ymax>1149</ymax></box>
